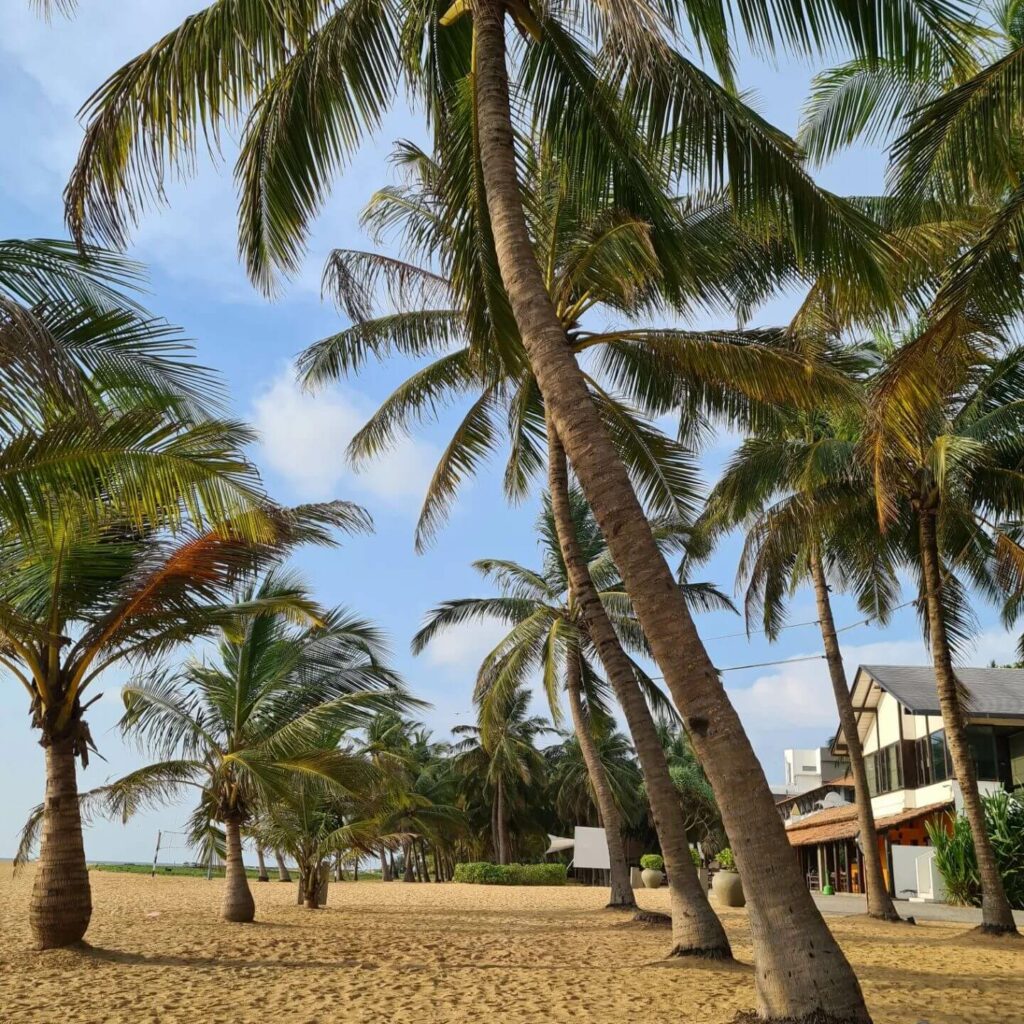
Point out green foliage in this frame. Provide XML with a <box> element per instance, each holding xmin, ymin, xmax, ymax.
<box><xmin>690</xmin><ymin>847</ymin><xmax>702</xmax><ymax>868</ymax></box>
<box><xmin>453</xmin><ymin>862</ymin><xmax>567</xmax><ymax>886</ymax></box>
<box><xmin>716</xmin><ymin>848</ymin><xmax>736</xmax><ymax>871</ymax></box>
<box><xmin>639</xmin><ymin>853</ymin><xmax>663</xmax><ymax>872</ymax></box>
<box><xmin>928</xmin><ymin>793</ymin><xmax>1024</xmax><ymax>909</ymax></box>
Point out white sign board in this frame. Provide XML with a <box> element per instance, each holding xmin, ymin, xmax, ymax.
<box><xmin>573</xmin><ymin>826</ymin><xmax>610</xmax><ymax>870</ymax></box>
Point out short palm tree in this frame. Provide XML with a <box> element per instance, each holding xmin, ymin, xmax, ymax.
<box><xmin>10</xmin><ymin>510</ymin><xmax>365</xmax><ymax>945</ymax></box>
<box><xmin>449</xmin><ymin>686</ymin><xmax>549</xmax><ymax>865</ymax></box>
<box><xmin>62</xmin><ymin>570</ymin><xmax>412</xmax><ymax>923</ymax></box>
<box><xmin>545</xmin><ymin>729</ymin><xmax>644</xmax><ymax>832</ymax></box>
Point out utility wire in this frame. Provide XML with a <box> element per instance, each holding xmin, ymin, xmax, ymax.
<box><xmin>650</xmin><ymin>597</ymin><xmax>920</xmax><ymax>676</ymax></box>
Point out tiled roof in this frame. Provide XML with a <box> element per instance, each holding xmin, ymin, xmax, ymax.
<box><xmin>785</xmin><ymin>801</ymin><xmax>952</xmax><ymax>847</ymax></box>
<box><xmin>859</xmin><ymin>665</ymin><xmax>1024</xmax><ymax>717</ymax></box>
<box><xmin>774</xmin><ymin>776</ymin><xmax>856</xmax><ymax>808</ymax></box>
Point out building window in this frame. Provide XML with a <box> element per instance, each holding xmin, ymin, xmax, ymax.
<box><xmin>930</xmin><ymin>730</ymin><xmax>950</xmax><ymax>784</ymax></box>
<box><xmin>864</xmin><ymin>742</ymin><xmax>904</xmax><ymax>795</ymax></box>
<box><xmin>965</xmin><ymin>726</ymin><xmax>998</xmax><ymax>781</ymax></box>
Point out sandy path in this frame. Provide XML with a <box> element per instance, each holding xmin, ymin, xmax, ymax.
<box><xmin>2</xmin><ymin>867</ymin><xmax>1022</xmax><ymax>1023</ymax></box>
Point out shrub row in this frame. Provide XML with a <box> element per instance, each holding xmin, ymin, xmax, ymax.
<box><xmin>453</xmin><ymin>862</ymin><xmax>567</xmax><ymax>886</ymax></box>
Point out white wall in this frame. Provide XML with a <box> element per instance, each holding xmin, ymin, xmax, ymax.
<box><xmin>890</xmin><ymin>845</ymin><xmax>923</xmax><ymax>898</ymax></box>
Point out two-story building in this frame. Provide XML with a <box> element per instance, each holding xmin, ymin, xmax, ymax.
<box><xmin>785</xmin><ymin>664</ymin><xmax>1024</xmax><ymax>899</ymax></box>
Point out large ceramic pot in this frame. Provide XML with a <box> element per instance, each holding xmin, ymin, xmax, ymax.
<box><xmin>641</xmin><ymin>868</ymin><xmax>664</xmax><ymax>889</ymax></box>
<box><xmin>711</xmin><ymin>869</ymin><xmax>744</xmax><ymax>907</ymax></box>
<box><xmin>630</xmin><ymin>866</ymin><xmax>644</xmax><ymax>889</ymax></box>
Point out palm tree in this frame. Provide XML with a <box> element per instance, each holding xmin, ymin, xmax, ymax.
<box><xmin>9</xmin><ymin>509</ymin><xmax>365</xmax><ymax>945</ymax></box>
<box><xmin>39</xmin><ymin>570</ymin><xmax>413</xmax><ymax>924</ymax></box>
<box><xmin>702</xmin><ymin>364</ymin><xmax>904</xmax><ymax>921</ymax></box>
<box><xmin>62</xmin><ymin>3</ymin><xmax>977</xmax><ymax>1017</ymax></box>
<box><xmin>545</xmin><ymin>729</ymin><xmax>644</xmax><ymax>832</ymax></box>
<box><xmin>413</xmin><ymin>491</ymin><xmax>735</xmax><ymax>942</ymax></box>
<box><xmin>449</xmin><ymin>687</ymin><xmax>549</xmax><ymax>865</ymax></box>
<box><xmin>302</xmin><ymin>141</ymin><xmax>847</xmax><ymax>951</ymax></box>
<box><xmin>859</xmin><ymin>329</ymin><xmax>1024</xmax><ymax>935</ymax></box>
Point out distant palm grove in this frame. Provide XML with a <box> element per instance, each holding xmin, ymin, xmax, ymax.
<box><xmin>7</xmin><ymin>2</ymin><xmax>1024</xmax><ymax>1023</ymax></box>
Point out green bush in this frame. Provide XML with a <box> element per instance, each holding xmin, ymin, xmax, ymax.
<box><xmin>639</xmin><ymin>853</ymin><xmax>663</xmax><ymax>871</ymax></box>
<box><xmin>928</xmin><ymin>791</ymin><xmax>1024</xmax><ymax>909</ymax></box>
<box><xmin>453</xmin><ymin>862</ymin><xmax>567</xmax><ymax>886</ymax></box>
<box><xmin>716</xmin><ymin>848</ymin><xmax>736</xmax><ymax>871</ymax></box>
<box><xmin>690</xmin><ymin>847</ymin><xmax>702</xmax><ymax>868</ymax></box>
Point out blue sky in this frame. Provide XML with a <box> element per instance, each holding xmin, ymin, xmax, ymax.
<box><xmin>1</xmin><ymin>2</ymin><xmax>1018</xmax><ymax>863</ymax></box>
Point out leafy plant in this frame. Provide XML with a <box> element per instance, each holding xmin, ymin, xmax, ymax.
<box><xmin>927</xmin><ymin>814</ymin><xmax>980</xmax><ymax>907</ymax></box>
<box><xmin>928</xmin><ymin>793</ymin><xmax>1024</xmax><ymax>909</ymax></box>
<box><xmin>690</xmin><ymin>848</ymin><xmax>702</xmax><ymax>868</ymax></box>
<box><xmin>453</xmin><ymin>862</ymin><xmax>566</xmax><ymax>886</ymax></box>
<box><xmin>717</xmin><ymin>848</ymin><xmax>736</xmax><ymax>871</ymax></box>
<box><xmin>640</xmin><ymin>853</ymin><xmax>664</xmax><ymax>872</ymax></box>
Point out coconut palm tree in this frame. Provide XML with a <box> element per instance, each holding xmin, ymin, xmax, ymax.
<box><xmin>545</xmin><ymin>728</ymin><xmax>644</xmax><ymax>832</ymax></box>
<box><xmin>856</xmin><ymin>327</ymin><xmax>1024</xmax><ymax>935</ymax></box>
<box><xmin>302</xmin><ymin>141</ymin><xmax>853</xmax><ymax>951</ymax></box>
<box><xmin>413</xmin><ymin>490</ymin><xmax>735</xmax><ymax>932</ymax></box>
<box><xmin>9</xmin><ymin>508</ymin><xmax>367</xmax><ymax>945</ymax></box>
<box><xmin>21</xmin><ymin>570</ymin><xmax>414</xmax><ymax>925</ymax></box>
<box><xmin>61</xmin><ymin>3</ymin><xmax>978</xmax><ymax>1017</ymax></box>
<box><xmin>449</xmin><ymin>686</ymin><xmax>549</xmax><ymax>864</ymax></box>
<box><xmin>701</xmin><ymin>359</ymin><xmax>906</xmax><ymax>921</ymax></box>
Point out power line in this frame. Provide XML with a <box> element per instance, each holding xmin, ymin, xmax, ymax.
<box><xmin>649</xmin><ymin>597</ymin><xmax>920</xmax><ymax>677</ymax></box>
<box><xmin>718</xmin><ymin>654</ymin><xmax>826</xmax><ymax>673</ymax></box>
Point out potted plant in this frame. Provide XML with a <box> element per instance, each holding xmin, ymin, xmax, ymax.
<box><xmin>639</xmin><ymin>853</ymin><xmax>664</xmax><ymax>889</ymax></box>
<box><xmin>691</xmin><ymin>847</ymin><xmax>708</xmax><ymax>892</ymax></box>
<box><xmin>711</xmin><ymin>848</ymin><xmax>744</xmax><ymax>907</ymax></box>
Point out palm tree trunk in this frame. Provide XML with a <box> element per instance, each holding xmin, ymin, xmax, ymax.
<box><xmin>918</xmin><ymin>511</ymin><xmax>1016</xmax><ymax>933</ymax></box>
<box><xmin>495</xmin><ymin>777</ymin><xmax>509</xmax><ymax>864</ymax></box>
<box><xmin>275</xmin><ymin>849</ymin><xmax>291</xmax><ymax>882</ymax></box>
<box><xmin>547</xmin><ymin>422</ymin><xmax>729</xmax><ymax>953</ymax></box>
<box><xmin>418</xmin><ymin>839</ymin><xmax>431</xmax><ymax>882</ymax></box>
<box><xmin>256</xmin><ymin>845</ymin><xmax>269</xmax><ymax>882</ymax></box>
<box><xmin>380</xmin><ymin>849</ymin><xmax>391</xmax><ymax>882</ymax></box>
<box><xmin>403</xmin><ymin>841</ymin><xmax>416</xmax><ymax>882</ymax></box>
<box><xmin>471</xmin><ymin>5</ymin><xmax>868</xmax><ymax>1017</ymax></box>
<box><xmin>809</xmin><ymin>545</ymin><xmax>900</xmax><ymax>921</ymax></box>
<box><xmin>29</xmin><ymin>737</ymin><xmax>92</xmax><ymax>948</ymax></box>
<box><xmin>564</xmin><ymin>646</ymin><xmax>636</xmax><ymax>909</ymax></box>
<box><xmin>221</xmin><ymin>814</ymin><xmax>255</xmax><ymax>922</ymax></box>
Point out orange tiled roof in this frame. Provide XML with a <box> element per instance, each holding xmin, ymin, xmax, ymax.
<box><xmin>785</xmin><ymin>801</ymin><xmax>952</xmax><ymax>847</ymax></box>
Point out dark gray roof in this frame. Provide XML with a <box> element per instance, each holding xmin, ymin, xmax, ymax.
<box><xmin>859</xmin><ymin>665</ymin><xmax>1024</xmax><ymax>718</ymax></box>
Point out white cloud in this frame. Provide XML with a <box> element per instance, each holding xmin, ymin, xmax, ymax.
<box><xmin>727</xmin><ymin>629</ymin><xmax>1022</xmax><ymax>770</ymax></box>
<box><xmin>420</xmin><ymin>618</ymin><xmax>510</xmax><ymax>671</ymax></box>
<box><xmin>250</xmin><ymin>366</ymin><xmax>438</xmax><ymax>509</ymax></box>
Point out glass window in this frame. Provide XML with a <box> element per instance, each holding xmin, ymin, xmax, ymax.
<box><xmin>864</xmin><ymin>751</ymin><xmax>879</xmax><ymax>796</ymax></box>
<box><xmin>965</xmin><ymin>726</ymin><xmax>998</xmax><ymax>781</ymax></box>
<box><xmin>930</xmin><ymin>730</ymin><xmax>950</xmax><ymax>783</ymax></box>
<box><xmin>916</xmin><ymin>736</ymin><xmax>932</xmax><ymax>786</ymax></box>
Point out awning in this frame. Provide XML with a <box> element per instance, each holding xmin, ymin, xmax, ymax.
<box><xmin>785</xmin><ymin>801</ymin><xmax>952</xmax><ymax>847</ymax></box>
<box><xmin>544</xmin><ymin>834</ymin><xmax>574</xmax><ymax>854</ymax></box>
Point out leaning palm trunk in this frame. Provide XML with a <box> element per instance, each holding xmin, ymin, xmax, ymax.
<box><xmin>256</xmin><ymin>845</ymin><xmax>269</xmax><ymax>882</ymax></box>
<box><xmin>222</xmin><ymin>814</ymin><xmax>255</xmax><ymax>922</ymax></box>
<box><xmin>564</xmin><ymin>647</ymin><xmax>636</xmax><ymax>909</ymax></box>
<box><xmin>918</xmin><ymin>513</ymin><xmax>1016</xmax><ymax>934</ymax></box>
<box><xmin>548</xmin><ymin>424</ymin><xmax>729</xmax><ymax>955</ymax></box>
<box><xmin>29</xmin><ymin>737</ymin><xmax>92</xmax><ymax>949</ymax></box>
<box><xmin>275</xmin><ymin>849</ymin><xmax>292</xmax><ymax>882</ymax></box>
<box><xmin>809</xmin><ymin>547</ymin><xmax>899</xmax><ymax>921</ymax></box>
<box><xmin>472</xmin><ymin>4</ymin><xmax>868</xmax><ymax>1017</ymax></box>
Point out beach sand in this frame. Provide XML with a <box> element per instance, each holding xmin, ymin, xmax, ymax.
<box><xmin>2</xmin><ymin>866</ymin><xmax>1022</xmax><ymax>1023</ymax></box>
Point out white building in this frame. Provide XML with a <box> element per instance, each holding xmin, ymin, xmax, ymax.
<box><xmin>782</xmin><ymin>746</ymin><xmax>849</xmax><ymax>794</ymax></box>
<box><xmin>785</xmin><ymin>665</ymin><xmax>1024</xmax><ymax>899</ymax></box>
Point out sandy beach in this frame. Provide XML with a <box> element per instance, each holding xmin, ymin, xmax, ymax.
<box><xmin>2</xmin><ymin>867</ymin><xmax>1021</xmax><ymax>1024</ymax></box>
